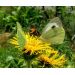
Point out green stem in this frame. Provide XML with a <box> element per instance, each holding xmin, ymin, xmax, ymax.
<box><xmin>27</xmin><ymin>60</ymin><xmax>31</xmax><ymax>68</ymax></box>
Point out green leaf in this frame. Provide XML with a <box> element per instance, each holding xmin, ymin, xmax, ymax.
<box><xmin>16</xmin><ymin>22</ymin><xmax>26</xmax><ymax>50</ymax></box>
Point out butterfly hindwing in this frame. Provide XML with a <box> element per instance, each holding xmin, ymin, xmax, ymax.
<box><xmin>40</xmin><ymin>17</ymin><xmax>65</xmax><ymax>44</ymax></box>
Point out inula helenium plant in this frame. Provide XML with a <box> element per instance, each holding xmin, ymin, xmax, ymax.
<box><xmin>10</xmin><ymin>20</ymin><xmax>66</xmax><ymax>68</ymax></box>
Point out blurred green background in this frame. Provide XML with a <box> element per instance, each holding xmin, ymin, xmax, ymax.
<box><xmin>0</xmin><ymin>6</ymin><xmax>75</xmax><ymax>68</ymax></box>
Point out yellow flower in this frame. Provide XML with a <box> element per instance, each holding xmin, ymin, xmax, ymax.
<box><xmin>10</xmin><ymin>33</ymin><xmax>66</xmax><ymax>67</ymax></box>
<box><xmin>10</xmin><ymin>33</ymin><xmax>52</xmax><ymax>55</ymax></box>
<box><xmin>39</xmin><ymin>54</ymin><xmax>66</xmax><ymax>67</ymax></box>
<box><xmin>38</xmin><ymin>54</ymin><xmax>51</xmax><ymax>64</ymax></box>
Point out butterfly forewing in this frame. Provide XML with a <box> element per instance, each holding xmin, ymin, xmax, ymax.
<box><xmin>40</xmin><ymin>17</ymin><xmax>65</xmax><ymax>44</ymax></box>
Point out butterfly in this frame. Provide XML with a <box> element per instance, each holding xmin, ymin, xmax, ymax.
<box><xmin>40</xmin><ymin>17</ymin><xmax>65</xmax><ymax>44</ymax></box>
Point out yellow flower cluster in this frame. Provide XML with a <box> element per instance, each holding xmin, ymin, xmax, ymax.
<box><xmin>25</xmin><ymin>33</ymin><xmax>50</xmax><ymax>54</ymax></box>
<box><xmin>39</xmin><ymin>54</ymin><xmax>66</xmax><ymax>67</ymax></box>
<box><xmin>10</xmin><ymin>33</ymin><xmax>66</xmax><ymax>67</ymax></box>
<box><xmin>10</xmin><ymin>33</ymin><xmax>52</xmax><ymax>55</ymax></box>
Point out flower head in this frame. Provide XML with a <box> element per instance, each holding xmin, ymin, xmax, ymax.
<box><xmin>10</xmin><ymin>33</ymin><xmax>66</xmax><ymax>67</ymax></box>
<box><xmin>10</xmin><ymin>33</ymin><xmax>52</xmax><ymax>55</ymax></box>
<box><xmin>39</xmin><ymin>54</ymin><xmax>66</xmax><ymax>67</ymax></box>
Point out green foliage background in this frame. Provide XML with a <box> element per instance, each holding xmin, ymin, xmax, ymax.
<box><xmin>0</xmin><ymin>6</ymin><xmax>75</xmax><ymax>68</ymax></box>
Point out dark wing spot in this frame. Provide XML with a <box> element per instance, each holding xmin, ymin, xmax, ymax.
<box><xmin>51</xmin><ymin>25</ymin><xmax>56</xmax><ymax>29</ymax></box>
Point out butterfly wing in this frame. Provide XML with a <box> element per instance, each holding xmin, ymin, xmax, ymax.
<box><xmin>40</xmin><ymin>17</ymin><xmax>65</xmax><ymax>44</ymax></box>
<box><xmin>17</xmin><ymin>22</ymin><xmax>26</xmax><ymax>50</ymax></box>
